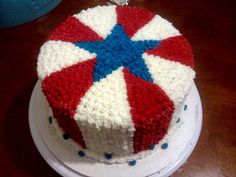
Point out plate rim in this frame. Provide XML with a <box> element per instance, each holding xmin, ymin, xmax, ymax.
<box><xmin>28</xmin><ymin>80</ymin><xmax>202</xmax><ymax>177</ymax></box>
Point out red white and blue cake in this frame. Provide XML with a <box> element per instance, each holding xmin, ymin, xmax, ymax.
<box><xmin>37</xmin><ymin>5</ymin><xmax>195</xmax><ymax>164</ymax></box>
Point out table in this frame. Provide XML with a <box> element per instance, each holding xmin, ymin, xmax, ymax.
<box><xmin>0</xmin><ymin>0</ymin><xmax>235</xmax><ymax>176</ymax></box>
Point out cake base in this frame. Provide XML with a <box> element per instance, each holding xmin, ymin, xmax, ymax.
<box><xmin>29</xmin><ymin>80</ymin><xmax>202</xmax><ymax>177</ymax></box>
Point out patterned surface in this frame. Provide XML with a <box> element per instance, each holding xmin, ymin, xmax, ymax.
<box><xmin>37</xmin><ymin>5</ymin><xmax>195</xmax><ymax>159</ymax></box>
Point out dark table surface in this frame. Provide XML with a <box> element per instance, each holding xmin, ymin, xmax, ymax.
<box><xmin>0</xmin><ymin>0</ymin><xmax>235</xmax><ymax>176</ymax></box>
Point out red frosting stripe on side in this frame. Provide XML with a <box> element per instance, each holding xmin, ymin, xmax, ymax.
<box><xmin>53</xmin><ymin>108</ymin><xmax>86</xmax><ymax>148</ymax></box>
<box><xmin>123</xmin><ymin>69</ymin><xmax>174</xmax><ymax>153</ymax></box>
<box><xmin>48</xmin><ymin>16</ymin><xmax>103</xmax><ymax>42</ymax></box>
<box><xmin>42</xmin><ymin>59</ymin><xmax>97</xmax><ymax>148</ymax></box>
<box><xmin>116</xmin><ymin>6</ymin><xmax>155</xmax><ymax>37</ymax></box>
<box><xmin>147</xmin><ymin>35</ymin><xmax>195</xmax><ymax>68</ymax></box>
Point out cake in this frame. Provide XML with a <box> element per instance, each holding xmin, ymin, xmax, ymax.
<box><xmin>37</xmin><ymin>6</ymin><xmax>195</xmax><ymax>164</ymax></box>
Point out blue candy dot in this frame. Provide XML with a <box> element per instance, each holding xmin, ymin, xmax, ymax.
<box><xmin>129</xmin><ymin>160</ymin><xmax>137</xmax><ymax>166</ymax></box>
<box><xmin>161</xmin><ymin>143</ymin><xmax>168</xmax><ymax>150</ymax></box>
<box><xmin>48</xmin><ymin>116</ymin><xmax>52</xmax><ymax>124</ymax></box>
<box><xmin>148</xmin><ymin>144</ymin><xmax>155</xmax><ymax>150</ymax></box>
<box><xmin>78</xmin><ymin>151</ymin><xmax>85</xmax><ymax>157</ymax></box>
<box><xmin>105</xmin><ymin>153</ymin><xmax>112</xmax><ymax>160</ymax></box>
<box><xmin>63</xmin><ymin>133</ymin><xmax>70</xmax><ymax>140</ymax></box>
<box><xmin>176</xmin><ymin>117</ymin><xmax>180</xmax><ymax>123</ymax></box>
<box><xmin>184</xmin><ymin>104</ymin><xmax>188</xmax><ymax>111</ymax></box>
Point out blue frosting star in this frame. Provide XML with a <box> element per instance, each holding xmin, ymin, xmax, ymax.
<box><xmin>74</xmin><ymin>24</ymin><xmax>160</xmax><ymax>82</ymax></box>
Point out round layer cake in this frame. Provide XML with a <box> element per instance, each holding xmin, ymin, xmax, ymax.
<box><xmin>37</xmin><ymin>5</ymin><xmax>195</xmax><ymax>163</ymax></box>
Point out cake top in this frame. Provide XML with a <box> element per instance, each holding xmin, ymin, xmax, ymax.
<box><xmin>38</xmin><ymin>6</ymin><xmax>194</xmax><ymax>79</ymax></box>
<box><xmin>37</xmin><ymin>5</ymin><xmax>195</xmax><ymax>156</ymax></box>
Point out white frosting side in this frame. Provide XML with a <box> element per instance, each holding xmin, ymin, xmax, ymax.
<box><xmin>74</xmin><ymin>6</ymin><xmax>117</xmax><ymax>39</ymax></box>
<box><xmin>49</xmin><ymin>103</ymin><xmax>184</xmax><ymax>163</ymax></box>
<box><xmin>131</xmin><ymin>15</ymin><xmax>180</xmax><ymax>41</ymax></box>
<box><xmin>74</xmin><ymin>67</ymin><xmax>135</xmax><ymax>156</ymax></box>
<box><xmin>142</xmin><ymin>53</ymin><xmax>195</xmax><ymax>111</ymax></box>
<box><xmin>37</xmin><ymin>40</ymin><xmax>96</xmax><ymax>79</ymax></box>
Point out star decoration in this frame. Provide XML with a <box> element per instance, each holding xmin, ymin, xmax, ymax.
<box><xmin>74</xmin><ymin>24</ymin><xmax>160</xmax><ymax>82</ymax></box>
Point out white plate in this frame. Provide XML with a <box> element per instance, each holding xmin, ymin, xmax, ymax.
<box><xmin>29</xmin><ymin>81</ymin><xmax>202</xmax><ymax>177</ymax></box>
